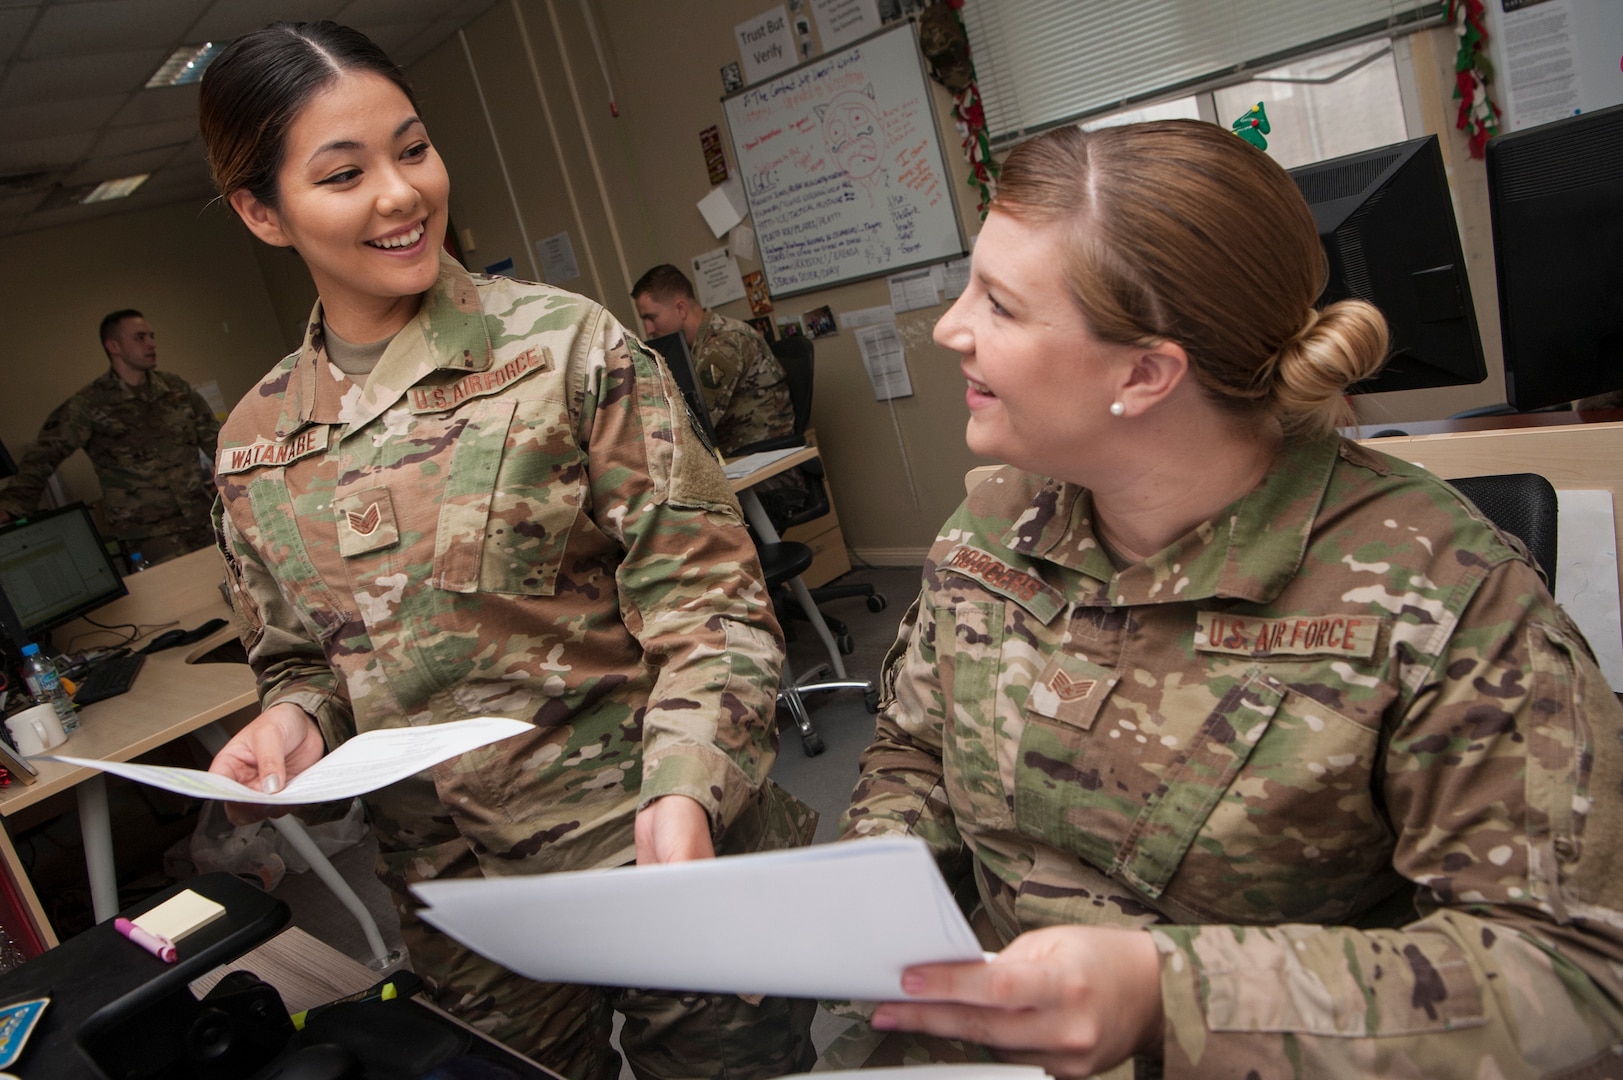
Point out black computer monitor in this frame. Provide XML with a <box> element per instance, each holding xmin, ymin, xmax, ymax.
<box><xmin>643</xmin><ymin>331</ymin><xmax>720</xmax><ymax>445</ymax></box>
<box><xmin>1487</xmin><ymin>104</ymin><xmax>1623</xmax><ymax>412</ymax></box>
<box><xmin>1288</xmin><ymin>134</ymin><xmax>1487</xmax><ymax>395</ymax></box>
<box><xmin>0</xmin><ymin>503</ymin><xmax>127</xmax><ymax>647</ymax></box>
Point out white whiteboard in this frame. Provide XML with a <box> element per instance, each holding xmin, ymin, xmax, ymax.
<box><xmin>722</xmin><ymin>23</ymin><xmax>964</xmax><ymax>297</ymax></box>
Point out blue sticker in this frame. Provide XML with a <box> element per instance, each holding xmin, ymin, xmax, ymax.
<box><xmin>0</xmin><ymin>997</ymin><xmax>49</xmax><ymax>1068</ymax></box>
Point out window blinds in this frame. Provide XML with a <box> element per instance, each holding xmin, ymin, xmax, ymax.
<box><xmin>960</xmin><ymin>0</ymin><xmax>1439</xmax><ymax>141</ymax></box>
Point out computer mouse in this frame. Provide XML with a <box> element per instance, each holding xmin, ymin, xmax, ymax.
<box><xmin>139</xmin><ymin>629</ymin><xmax>189</xmax><ymax>654</ymax></box>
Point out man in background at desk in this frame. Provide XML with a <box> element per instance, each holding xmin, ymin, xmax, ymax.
<box><xmin>0</xmin><ymin>310</ymin><xmax>220</xmax><ymax>567</ymax></box>
<box><xmin>632</xmin><ymin>264</ymin><xmax>794</xmax><ymax>455</ymax></box>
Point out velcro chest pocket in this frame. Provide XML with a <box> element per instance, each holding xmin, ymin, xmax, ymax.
<box><xmin>432</xmin><ymin>397</ymin><xmax>585</xmax><ymax>596</ymax></box>
<box><xmin>1015</xmin><ymin>665</ymin><xmax>1285</xmax><ymax>899</ymax></box>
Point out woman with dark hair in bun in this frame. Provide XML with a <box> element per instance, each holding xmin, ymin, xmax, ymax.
<box><xmin>833</xmin><ymin>120</ymin><xmax>1623</xmax><ymax>1078</ymax></box>
<box><xmin>197</xmin><ymin>21</ymin><xmax>813</xmax><ymax>1080</ymax></box>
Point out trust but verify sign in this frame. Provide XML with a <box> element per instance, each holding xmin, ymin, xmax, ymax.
<box><xmin>736</xmin><ymin>6</ymin><xmax>796</xmax><ymax>86</ymax></box>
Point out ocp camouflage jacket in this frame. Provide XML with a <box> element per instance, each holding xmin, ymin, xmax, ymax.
<box><xmin>216</xmin><ymin>254</ymin><xmax>787</xmax><ymax>888</ymax></box>
<box><xmin>844</xmin><ymin>435</ymin><xmax>1623</xmax><ymax>1077</ymax></box>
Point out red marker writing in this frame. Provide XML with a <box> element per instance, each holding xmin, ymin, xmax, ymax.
<box><xmin>113</xmin><ymin>917</ymin><xmax>176</xmax><ymax>963</ymax></box>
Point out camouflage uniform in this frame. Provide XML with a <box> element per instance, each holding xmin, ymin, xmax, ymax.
<box><xmin>690</xmin><ymin>310</ymin><xmax>793</xmax><ymax>455</ymax></box>
<box><xmin>0</xmin><ymin>367</ymin><xmax>219</xmax><ymax>557</ymax></box>
<box><xmin>215</xmin><ymin>254</ymin><xmax>814</xmax><ymax>1080</ymax></box>
<box><xmin>840</xmin><ymin>435</ymin><xmax>1623</xmax><ymax>1077</ymax></box>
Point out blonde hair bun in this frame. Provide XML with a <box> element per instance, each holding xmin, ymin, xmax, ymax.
<box><xmin>1270</xmin><ymin>300</ymin><xmax>1390</xmax><ymax>430</ymax></box>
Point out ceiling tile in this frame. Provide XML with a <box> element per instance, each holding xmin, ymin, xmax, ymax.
<box><xmin>0</xmin><ymin>8</ymin><xmax>36</xmax><ymax>58</ymax></box>
<box><xmin>22</xmin><ymin>0</ymin><xmax>213</xmax><ymax>59</ymax></box>
<box><xmin>94</xmin><ymin>117</ymin><xmax>201</xmax><ymax>158</ymax></box>
<box><xmin>0</xmin><ymin>130</ymin><xmax>94</xmax><ymax>173</ymax></box>
<box><xmin>191</xmin><ymin>0</ymin><xmax>351</xmax><ymax>41</ymax></box>
<box><xmin>0</xmin><ymin>50</ymin><xmax>168</xmax><ymax>107</ymax></box>
<box><xmin>0</xmin><ymin>94</ymin><xmax>122</xmax><ymax>142</ymax></box>
<box><xmin>112</xmin><ymin>83</ymin><xmax>201</xmax><ymax>126</ymax></box>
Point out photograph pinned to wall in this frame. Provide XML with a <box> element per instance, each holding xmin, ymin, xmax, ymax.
<box><xmin>744</xmin><ymin>271</ymin><xmax>773</xmax><ymax>315</ymax></box>
<box><xmin>721</xmin><ymin>62</ymin><xmax>744</xmax><ymax>93</ymax></box>
<box><xmin>777</xmin><ymin>316</ymin><xmax>805</xmax><ymax>338</ymax></box>
<box><xmin>749</xmin><ymin>316</ymin><xmax>777</xmax><ymax>342</ymax></box>
<box><xmin>701</xmin><ymin>125</ymin><xmax>729</xmax><ymax>185</ymax></box>
<box><xmin>735</xmin><ymin>7</ymin><xmax>797</xmax><ymax>86</ymax></box>
<box><xmin>802</xmin><ymin>305</ymin><xmax>838</xmax><ymax>338</ymax></box>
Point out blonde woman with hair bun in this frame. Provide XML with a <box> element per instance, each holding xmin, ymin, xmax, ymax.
<box><xmin>834</xmin><ymin>119</ymin><xmax>1623</xmax><ymax>1078</ymax></box>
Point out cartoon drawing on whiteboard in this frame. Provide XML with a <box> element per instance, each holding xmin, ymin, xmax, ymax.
<box><xmin>819</xmin><ymin>87</ymin><xmax>886</xmax><ymax>195</ymax></box>
<box><xmin>818</xmin><ymin>85</ymin><xmax>907</xmax><ymax>267</ymax></box>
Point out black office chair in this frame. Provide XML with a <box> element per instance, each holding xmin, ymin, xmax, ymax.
<box><xmin>1449</xmin><ymin>473</ymin><xmax>1559</xmax><ymax>590</ymax></box>
<box><xmin>754</xmin><ymin>536</ymin><xmax>879</xmax><ymax>756</ymax></box>
<box><xmin>735</xmin><ymin>336</ymin><xmax>886</xmax><ymax>655</ymax></box>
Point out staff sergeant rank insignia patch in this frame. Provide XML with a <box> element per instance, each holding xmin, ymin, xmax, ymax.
<box><xmin>1194</xmin><ymin>612</ymin><xmax>1381</xmax><ymax>659</ymax></box>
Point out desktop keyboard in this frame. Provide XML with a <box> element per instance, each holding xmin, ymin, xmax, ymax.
<box><xmin>72</xmin><ymin>652</ymin><xmax>147</xmax><ymax>706</ymax></box>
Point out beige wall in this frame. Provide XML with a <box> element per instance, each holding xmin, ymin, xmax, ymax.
<box><xmin>0</xmin><ymin>200</ymin><xmax>291</xmax><ymax>504</ymax></box>
<box><xmin>411</xmin><ymin>2</ymin><xmax>1506</xmax><ymax>563</ymax></box>
<box><xmin>0</xmin><ymin>5</ymin><xmax>1516</xmax><ymax>563</ymax></box>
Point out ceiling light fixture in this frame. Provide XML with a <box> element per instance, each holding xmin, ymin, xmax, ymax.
<box><xmin>145</xmin><ymin>42</ymin><xmax>227</xmax><ymax>88</ymax></box>
<box><xmin>81</xmin><ymin>174</ymin><xmax>151</xmax><ymax>203</ymax></box>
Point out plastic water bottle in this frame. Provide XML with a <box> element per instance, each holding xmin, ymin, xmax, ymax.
<box><xmin>128</xmin><ymin>551</ymin><xmax>150</xmax><ymax>573</ymax></box>
<box><xmin>20</xmin><ymin>643</ymin><xmax>78</xmax><ymax>734</ymax></box>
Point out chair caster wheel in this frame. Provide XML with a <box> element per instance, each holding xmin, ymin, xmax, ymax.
<box><xmin>864</xmin><ymin>689</ymin><xmax>880</xmax><ymax>713</ymax></box>
<box><xmin>801</xmin><ymin>732</ymin><xmax>826</xmax><ymax>756</ymax></box>
<box><xmin>867</xmin><ymin>594</ymin><xmax>887</xmax><ymax>613</ymax></box>
<box><xmin>837</xmin><ymin>632</ymin><xmax>855</xmax><ymax>655</ymax></box>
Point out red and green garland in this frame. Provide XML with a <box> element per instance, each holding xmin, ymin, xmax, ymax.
<box><xmin>939</xmin><ymin>0</ymin><xmax>999</xmax><ymax>219</ymax></box>
<box><xmin>1449</xmin><ymin>0</ymin><xmax>1502</xmax><ymax>158</ymax></box>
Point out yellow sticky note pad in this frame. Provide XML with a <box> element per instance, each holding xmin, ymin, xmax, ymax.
<box><xmin>133</xmin><ymin>889</ymin><xmax>225</xmax><ymax>942</ymax></box>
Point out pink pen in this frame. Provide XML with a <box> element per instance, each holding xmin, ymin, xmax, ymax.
<box><xmin>114</xmin><ymin>917</ymin><xmax>176</xmax><ymax>963</ymax></box>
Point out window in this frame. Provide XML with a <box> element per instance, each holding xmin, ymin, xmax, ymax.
<box><xmin>1212</xmin><ymin>40</ymin><xmax>1408</xmax><ymax>168</ymax></box>
<box><xmin>961</xmin><ymin>1</ymin><xmax>1439</xmax><ymax>145</ymax></box>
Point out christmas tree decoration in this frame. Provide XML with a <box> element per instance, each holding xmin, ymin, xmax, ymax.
<box><xmin>1230</xmin><ymin>101</ymin><xmax>1271</xmax><ymax>149</ymax></box>
<box><xmin>1449</xmin><ymin>0</ymin><xmax>1501</xmax><ymax>158</ymax></box>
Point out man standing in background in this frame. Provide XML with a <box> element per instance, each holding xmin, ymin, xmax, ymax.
<box><xmin>0</xmin><ymin>310</ymin><xmax>220</xmax><ymax>567</ymax></box>
<box><xmin>632</xmin><ymin>265</ymin><xmax>795</xmax><ymax>454</ymax></box>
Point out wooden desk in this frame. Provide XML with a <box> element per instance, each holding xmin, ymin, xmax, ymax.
<box><xmin>0</xmin><ymin>547</ymin><xmax>258</xmax><ymax>944</ymax></box>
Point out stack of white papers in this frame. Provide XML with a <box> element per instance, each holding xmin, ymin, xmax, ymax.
<box><xmin>413</xmin><ymin>836</ymin><xmax>985</xmax><ymax>1000</ymax></box>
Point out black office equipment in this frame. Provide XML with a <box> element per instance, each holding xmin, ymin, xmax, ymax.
<box><xmin>1449</xmin><ymin>474</ymin><xmax>1559</xmax><ymax>590</ymax></box>
<box><xmin>1288</xmin><ymin>134</ymin><xmax>1486</xmax><ymax>396</ymax></box>
<box><xmin>1487</xmin><ymin>104</ymin><xmax>1623</xmax><ymax>412</ymax></box>
<box><xmin>72</xmin><ymin>651</ymin><xmax>145</xmax><ymax>705</ymax></box>
<box><xmin>0</xmin><ymin>503</ymin><xmax>127</xmax><ymax>648</ymax></box>
<box><xmin>643</xmin><ymin>331</ymin><xmax>718</xmax><ymax>448</ymax></box>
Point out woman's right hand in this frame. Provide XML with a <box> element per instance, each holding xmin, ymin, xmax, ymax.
<box><xmin>207</xmin><ymin>701</ymin><xmax>326</xmax><ymax>825</ymax></box>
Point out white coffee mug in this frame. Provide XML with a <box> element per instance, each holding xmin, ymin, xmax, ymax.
<box><xmin>5</xmin><ymin>702</ymin><xmax>67</xmax><ymax>756</ymax></box>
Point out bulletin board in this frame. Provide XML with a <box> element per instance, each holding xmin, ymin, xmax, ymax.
<box><xmin>722</xmin><ymin>22</ymin><xmax>964</xmax><ymax>298</ymax></box>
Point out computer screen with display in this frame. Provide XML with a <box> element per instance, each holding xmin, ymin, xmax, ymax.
<box><xmin>1288</xmin><ymin>134</ymin><xmax>1486</xmax><ymax>395</ymax></box>
<box><xmin>1488</xmin><ymin>103</ymin><xmax>1623</xmax><ymax>412</ymax></box>
<box><xmin>0</xmin><ymin>503</ymin><xmax>127</xmax><ymax>647</ymax></box>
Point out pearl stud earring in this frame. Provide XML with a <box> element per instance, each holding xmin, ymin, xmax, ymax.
<box><xmin>1109</xmin><ymin>401</ymin><xmax>1126</xmax><ymax>417</ymax></box>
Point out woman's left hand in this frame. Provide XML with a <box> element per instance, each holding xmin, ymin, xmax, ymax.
<box><xmin>870</xmin><ymin>925</ymin><xmax>1165</xmax><ymax>1080</ymax></box>
<box><xmin>634</xmin><ymin>794</ymin><xmax>715</xmax><ymax>864</ymax></box>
